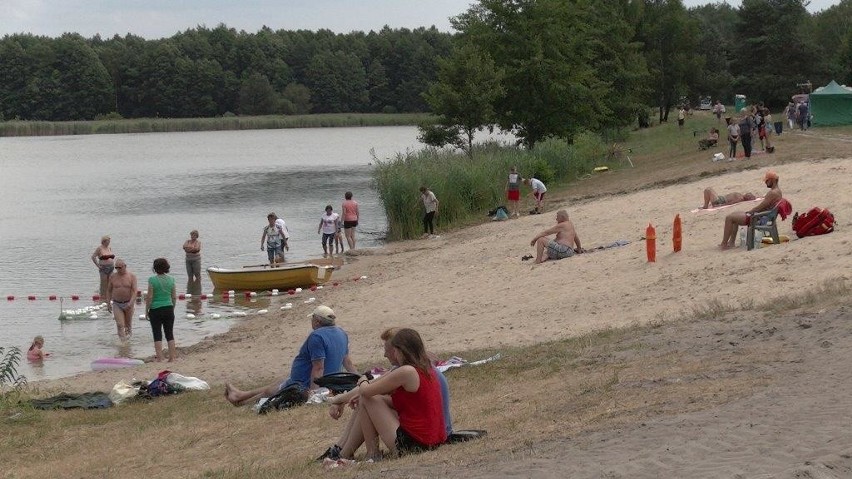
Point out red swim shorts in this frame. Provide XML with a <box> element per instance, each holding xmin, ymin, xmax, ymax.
<box><xmin>507</xmin><ymin>189</ymin><xmax>520</xmax><ymax>201</ymax></box>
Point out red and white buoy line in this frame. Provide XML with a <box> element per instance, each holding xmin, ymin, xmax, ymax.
<box><xmin>3</xmin><ymin>275</ymin><xmax>370</xmax><ymax>303</ymax></box>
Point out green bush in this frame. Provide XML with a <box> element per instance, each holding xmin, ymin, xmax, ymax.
<box><xmin>0</xmin><ymin>346</ymin><xmax>26</xmax><ymax>391</ymax></box>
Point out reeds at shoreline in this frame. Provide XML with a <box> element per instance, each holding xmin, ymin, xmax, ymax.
<box><xmin>373</xmin><ymin>132</ymin><xmax>612</xmax><ymax>240</ymax></box>
<box><xmin>0</xmin><ymin>113</ymin><xmax>436</xmax><ymax>137</ymax></box>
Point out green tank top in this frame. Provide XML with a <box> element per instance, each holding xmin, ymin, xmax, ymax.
<box><xmin>148</xmin><ymin>274</ymin><xmax>175</xmax><ymax>309</ymax></box>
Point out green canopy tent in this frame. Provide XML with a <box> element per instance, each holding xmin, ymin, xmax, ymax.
<box><xmin>810</xmin><ymin>80</ymin><xmax>852</xmax><ymax>127</ymax></box>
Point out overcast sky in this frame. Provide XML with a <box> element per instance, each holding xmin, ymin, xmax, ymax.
<box><xmin>1</xmin><ymin>0</ymin><xmax>842</xmax><ymax>39</ymax></box>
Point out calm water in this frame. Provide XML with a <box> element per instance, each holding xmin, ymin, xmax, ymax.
<box><xmin>0</xmin><ymin>126</ymin><xmax>428</xmax><ymax>381</ymax></box>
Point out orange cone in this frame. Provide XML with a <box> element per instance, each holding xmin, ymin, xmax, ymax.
<box><xmin>646</xmin><ymin>223</ymin><xmax>656</xmax><ymax>262</ymax></box>
<box><xmin>673</xmin><ymin>214</ymin><xmax>682</xmax><ymax>253</ymax></box>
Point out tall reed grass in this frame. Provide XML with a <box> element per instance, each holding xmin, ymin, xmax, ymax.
<box><xmin>373</xmin><ymin>132</ymin><xmax>611</xmax><ymax>240</ymax></box>
<box><xmin>0</xmin><ymin>113</ymin><xmax>435</xmax><ymax>137</ymax></box>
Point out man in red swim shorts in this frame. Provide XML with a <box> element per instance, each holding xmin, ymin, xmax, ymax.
<box><xmin>506</xmin><ymin>166</ymin><xmax>522</xmax><ymax>217</ymax></box>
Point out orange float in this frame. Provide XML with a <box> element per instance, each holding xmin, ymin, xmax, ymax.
<box><xmin>673</xmin><ymin>214</ymin><xmax>682</xmax><ymax>252</ymax></box>
<box><xmin>646</xmin><ymin>223</ymin><xmax>656</xmax><ymax>262</ymax></box>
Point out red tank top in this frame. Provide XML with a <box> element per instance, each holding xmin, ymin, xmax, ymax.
<box><xmin>391</xmin><ymin>367</ymin><xmax>446</xmax><ymax>446</ymax></box>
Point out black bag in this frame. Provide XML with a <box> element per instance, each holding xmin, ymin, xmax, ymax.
<box><xmin>257</xmin><ymin>384</ymin><xmax>307</xmax><ymax>414</ymax></box>
<box><xmin>314</xmin><ymin>372</ymin><xmax>361</xmax><ymax>394</ymax></box>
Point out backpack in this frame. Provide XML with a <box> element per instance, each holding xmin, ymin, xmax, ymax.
<box><xmin>256</xmin><ymin>384</ymin><xmax>307</xmax><ymax>414</ymax></box>
<box><xmin>792</xmin><ymin>207</ymin><xmax>835</xmax><ymax>238</ymax></box>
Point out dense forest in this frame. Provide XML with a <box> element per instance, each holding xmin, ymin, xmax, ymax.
<box><xmin>0</xmin><ymin>0</ymin><xmax>849</xmax><ymax>138</ymax></box>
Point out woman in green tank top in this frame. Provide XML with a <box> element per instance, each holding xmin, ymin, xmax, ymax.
<box><xmin>145</xmin><ymin>257</ymin><xmax>177</xmax><ymax>362</ymax></box>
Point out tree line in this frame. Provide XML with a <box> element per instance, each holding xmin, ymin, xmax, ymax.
<box><xmin>0</xmin><ymin>0</ymin><xmax>849</xmax><ymax>141</ymax></box>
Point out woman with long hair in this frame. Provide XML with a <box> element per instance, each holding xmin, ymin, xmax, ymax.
<box><xmin>328</xmin><ymin>328</ymin><xmax>446</xmax><ymax>460</ymax></box>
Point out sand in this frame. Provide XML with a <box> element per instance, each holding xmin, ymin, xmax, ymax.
<box><xmin>31</xmin><ymin>153</ymin><xmax>852</xmax><ymax>478</ymax></box>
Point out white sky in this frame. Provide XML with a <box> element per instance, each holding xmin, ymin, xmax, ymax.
<box><xmin>0</xmin><ymin>0</ymin><xmax>842</xmax><ymax>40</ymax></box>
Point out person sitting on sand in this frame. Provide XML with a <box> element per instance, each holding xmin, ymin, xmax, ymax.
<box><xmin>225</xmin><ymin>305</ymin><xmax>357</xmax><ymax>406</ymax></box>
<box><xmin>530</xmin><ymin>209</ymin><xmax>584</xmax><ymax>264</ymax></box>
<box><xmin>318</xmin><ymin>327</ymin><xmax>453</xmax><ymax>462</ymax></box>
<box><xmin>702</xmin><ymin>188</ymin><xmax>756</xmax><ymax>209</ymax></box>
<box><xmin>27</xmin><ymin>335</ymin><xmax>49</xmax><ymax>361</ymax></box>
<box><xmin>720</xmin><ymin>171</ymin><xmax>783</xmax><ymax>249</ymax></box>
<box><xmin>323</xmin><ymin>328</ymin><xmax>446</xmax><ymax>461</ymax></box>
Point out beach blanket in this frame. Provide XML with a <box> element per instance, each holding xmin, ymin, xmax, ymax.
<box><xmin>586</xmin><ymin>239</ymin><xmax>631</xmax><ymax>253</ymax></box>
<box><xmin>30</xmin><ymin>392</ymin><xmax>112</xmax><ymax>410</ymax></box>
<box><xmin>691</xmin><ymin>197</ymin><xmax>763</xmax><ymax>214</ymax></box>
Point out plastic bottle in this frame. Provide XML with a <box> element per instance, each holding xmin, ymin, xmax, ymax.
<box><xmin>753</xmin><ymin>231</ymin><xmax>762</xmax><ymax>250</ymax></box>
<box><xmin>739</xmin><ymin>228</ymin><xmax>747</xmax><ymax>249</ymax></box>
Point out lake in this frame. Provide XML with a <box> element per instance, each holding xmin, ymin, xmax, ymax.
<box><xmin>0</xmin><ymin>126</ymin><xmax>431</xmax><ymax>381</ymax></box>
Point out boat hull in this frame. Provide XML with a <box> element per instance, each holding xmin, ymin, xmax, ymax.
<box><xmin>207</xmin><ymin>264</ymin><xmax>333</xmax><ymax>291</ymax></box>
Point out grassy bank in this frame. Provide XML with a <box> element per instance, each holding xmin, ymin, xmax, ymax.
<box><xmin>0</xmin><ymin>113</ymin><xmax>436</xmax><ymax>137</ymax></box>
<box><xmin>373</xmin><ymin>132</ymin><xmax>618</xmax><ymax>240</ymax></box>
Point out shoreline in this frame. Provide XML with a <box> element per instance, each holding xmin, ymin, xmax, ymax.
<box><xmin>31</xmin><ymin>153</ymin><xmax>852</xmax><ymax>395</ymax></box>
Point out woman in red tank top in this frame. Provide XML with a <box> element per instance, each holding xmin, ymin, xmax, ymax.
<box><xmin>327</xmin><ymin>328</ymin><xmax>445</xmax><ymax>460</ymax></box>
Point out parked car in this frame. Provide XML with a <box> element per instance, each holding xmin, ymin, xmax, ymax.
<box><xmin>699</xmin><ymin>97</ymin><xmax>712</xmax><ymax>110</ymax></box>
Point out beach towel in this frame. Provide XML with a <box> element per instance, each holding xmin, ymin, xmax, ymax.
<box><xmin>30</xmin><ymin>392</ymin><xmax>113</xmax><ymax>410</ymax></box>
<box><xmin>691</xmin><ymin>197</ymin><xmax>763</xmax><ymax>214</ymax></box>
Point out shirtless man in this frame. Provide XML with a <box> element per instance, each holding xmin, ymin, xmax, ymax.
<box><xmin>106</xmin><ymin>259</ymin><xmax>138</xmax><ymax>341</ymax></box>
<box><xmin>702</xmin><ymin>188</ymin><xmax>756</xmax><ymax>209</ymax></box>
<box><xmin>530</xmin><ymin>209</ymin><xmax>584</xmax><ymax>264</ymax></box>
<box><xmin>720</xmin><ymin>171</ymin><xmax>783</xmax><ymax>249</ymax></box>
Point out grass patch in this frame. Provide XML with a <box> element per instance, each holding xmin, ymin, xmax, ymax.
<box><xmin>0</xmin><ymin>113</ymin><xmax>436</xmax><ymax>137</ymax></box>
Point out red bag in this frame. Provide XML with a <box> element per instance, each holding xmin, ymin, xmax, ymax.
<box><xmin>792</xmin><ymin>207</ymin><xmax>835</xmax><ymax>238</ymax></box>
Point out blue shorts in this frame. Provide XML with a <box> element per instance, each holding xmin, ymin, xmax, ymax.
<box><xmin>267</xmin><ymin>244</ymin><xmax>282</xmax><ymax>262</ymax></box>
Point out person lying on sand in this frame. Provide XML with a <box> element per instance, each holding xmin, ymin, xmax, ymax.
<box><xmin>225</xmin><ymin>305</ymin><xmax>357</xmax><ymax>406</ymax></box>
<box><xmin>318</xmin><ymin>327</ymin><xmax>453</xmax><ymax>462</ymax></box>
<box><xmin>702</xmin><ymin>188</ymin><xmax>756</xmax><ymax>209</ymax></box>
<box><xmin>720</xmin><ymin>171</ymin><xmax>783</xmax><ymax>250</ymax></box>
<box><xmin>530</xmin><ymin>209</ymin><xmax>584</xmax><ymax>264</ymax></box>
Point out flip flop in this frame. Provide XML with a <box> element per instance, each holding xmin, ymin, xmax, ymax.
<box><xmin>521</xmin><ymin>255</ymin><xmax>533</xmax><ymax>261</ymax></box>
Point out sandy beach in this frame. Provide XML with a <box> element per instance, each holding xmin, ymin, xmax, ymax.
<box><xmin>11</xmin><ymin>129</ymin><xmax>852</xmax><ymax>478</ymax></box>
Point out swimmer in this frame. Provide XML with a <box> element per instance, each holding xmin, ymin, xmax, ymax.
<box><xmin>27</xmin><ymin>335</ymin><xmax>50</xmax><ymax>360</ymax></box>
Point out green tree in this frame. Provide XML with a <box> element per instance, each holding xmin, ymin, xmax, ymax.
<box><xmin>812</xmin><ymin>0</ymin><xmax>852</xmax><ymax>85</ymax></box>
<box><xmin>420</xmin><ymin>44</ymin><xmax>504</xmax><ymax>154</ymax></box>
<box><xmin>279</xmin><ymin>82</ymin><xmax>312</xmax><ymax>114</ymax></box>
<box><xmin>733</xmin><ymin>0</ymin><xmax>823</xmax><ymax>107</ymax></box>
<box><xmin>304</xmin><ymin>50</ymin><xmax>368</xmax><ymax>113</ymax></box>
<box><xmin>453</xmin><ymin>0</ymin><xmax>635</xmax><ymax>147</ymax></box>
<box><xmin>239</xmin><ymin>72</ymin><xmax>276</xmax><ymax>115</ymax></box>
<box><xmin>688</xmin><ymin>3</ymin><xmax>738</xmax><ymax>104</ymax></box>
<box><xmin>635</xmin><ymin>0</ymin><xmax>702</xmax><ymax>122</ymax></box>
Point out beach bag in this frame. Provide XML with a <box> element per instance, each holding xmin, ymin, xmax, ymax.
<box><xmin>792</xmin><ymin>207</ymin><xmax>835</xmax><ymax>238</ymax></box>
<box><xmin>256</xmin><ymin>384</ymin><xmax>307</xmax><ymax>414</ymax></box>
<box><xmin>145</xmin><ymin>370</ymin><xmax>181</xmax><ymax>397</ymax></box>
<box><xmin>314</xmin><ymin>372</ymin><xmax>361</xmax><ymax>394</ymax></box>
<box><xmin>165</xmin><ymin>372</ymin><xmax>210</xmax><ymax>391</ymax></box>
<box><xmin>109</xmin><ymin>381</ymin><xmax>141</xmax><ymax>405</ymax></box>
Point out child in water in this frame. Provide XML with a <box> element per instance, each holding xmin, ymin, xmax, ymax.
<box><xmin>27</xmin><ymin>335</ymin><xmax>50</xmax><ymax>360</ymax></box>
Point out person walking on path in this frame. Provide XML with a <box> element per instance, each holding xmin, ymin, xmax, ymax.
<box><xmin>419</xmin><ymin>186</ymin><xmax>439</xmax><ymax>238</ymax></box>
<box><xmin>182</xmin><ymin>230</ymin><xmax>202</xmax><ymax>294</ymax></box>
<box><xmin>145</xmin><ymin>258</ymin><xmax>177</xmax><ymax>362</ymax></box>
<box><xmin>91</xmin><ymin>235</ymin><xmax>115</xmax><ymax>300</ymax></box>
<box><xmin>318</xmin><ymin>205</ymin><xmax>340</xmax><ymax>256</ymax></box>
<box><xmin>506</xmin><ymin>166</ymin><xmax>522</xmax><ymax>218</ymax></box>
<box><xmin>106</xmin><ymin>259</ymin><xmax>138</xmax><ymax>341</ymax></box>
<box><xmin>341</xmin><ymin>191</ymin><xmax>359</xmax><ymax>250</ymax></box>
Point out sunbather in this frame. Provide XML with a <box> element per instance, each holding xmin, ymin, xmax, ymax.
<box><xmin>530</xmin><ymin>209</ymin><xmax>584</xmax><ymax>263</ymax></box>
<box><xmin>720</xmin><ymin>171</ymin><xmax>783</xmax><ymax>250</ymax></box>
<box><xmin>702</xmin><ymin>188</ymin><xmax>756</xmax><ymax>209</ymax></box>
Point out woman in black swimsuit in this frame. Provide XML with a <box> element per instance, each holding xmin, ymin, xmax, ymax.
<box><xmin>91</xmin><ymin>235</ymin><xmax>115</xmax><ymax>300</ymax></box>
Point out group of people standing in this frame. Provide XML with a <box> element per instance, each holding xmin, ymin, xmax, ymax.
<box><xmin>262</xmin><ymin>191</ymin><xmax>361</xmax><ymax>264</ymax></box>
<box><xmin>726</xmin><ymin>104</ymin><xmax>775</xmax><ymax>160</ymax></box>
<box><xmin>91</xmin><ymin>232</ymin><xmax>201</xmax><ymax>362</ymax></box>
<box><xmin>784</xmin><ymin>101</ymin><xmax>810</xmax><ymax>131</ymax></box>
